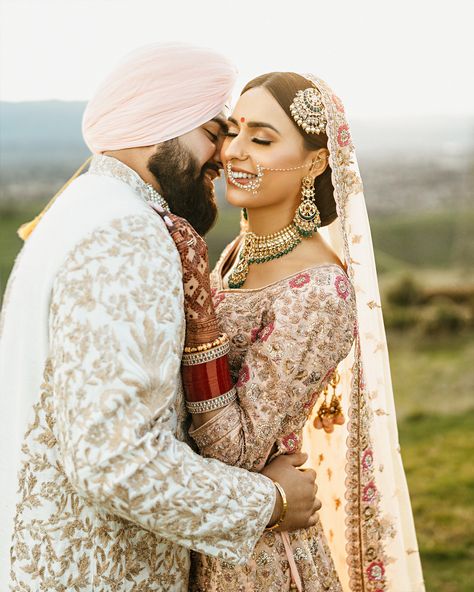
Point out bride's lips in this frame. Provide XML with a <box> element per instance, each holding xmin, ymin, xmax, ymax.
<box><xmin>226</xmin><ymin>164</ymin><xmax>258</xmax><ymax>187</ymax></box>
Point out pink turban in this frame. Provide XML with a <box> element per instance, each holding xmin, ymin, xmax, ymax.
<box><xmin>82</xmin><ymin>42</ymin><xmax>237</xmax><ymax>153</ymax></box>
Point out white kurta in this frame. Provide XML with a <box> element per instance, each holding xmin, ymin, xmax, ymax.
<box><xmin>0</xmin><ymin>155</ymin><xmax>275</xmax><ymax>589</ymax></box>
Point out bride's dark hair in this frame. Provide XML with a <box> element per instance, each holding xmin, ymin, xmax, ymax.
<box><xmin>241</xmin><ymin>72</ymin><xmax>337</xmax><ymax>227</ymax></box>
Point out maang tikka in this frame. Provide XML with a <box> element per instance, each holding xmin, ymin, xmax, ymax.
<box><xmin>289</xmin><ymin>86</ymin><xmax>328</xmax><ymax>135</ymax></box>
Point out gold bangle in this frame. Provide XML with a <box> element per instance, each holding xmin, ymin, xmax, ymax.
<box><xmin>265</xmin><ymin>481</ymin><xmax>288</xmax><ymax>532</ymax></box>
<box><xmin>182</xmin><ymin>340</ymin><xmax>230</xmax><ymax>366</ymax></box>
<box><xmin>184</xmin><ymin>333</ymin><xmax>228</xmax><ymax>353</ymax></box>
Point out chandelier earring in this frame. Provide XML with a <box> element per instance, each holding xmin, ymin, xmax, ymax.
<box><xmin>293</xmin><ymin>167</ymin><xmax>321</xmax><ymax>238</ymax></box>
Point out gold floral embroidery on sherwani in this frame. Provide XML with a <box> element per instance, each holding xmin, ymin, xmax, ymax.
<box><xmin>8</xmin><ymin>157</ymin><xmax>275</xmax><ymax>591</ymax></box>
<box><xmin>189</xmin><ymin>252</ymin><xmax>357</xmax><ymax>592</ymax></box>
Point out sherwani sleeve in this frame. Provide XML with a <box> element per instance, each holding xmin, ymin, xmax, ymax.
<box><xmin>49</xmin><ymin>213</ymin><xmax>275</xmax><ymax>565</ymax></box>
<box><xmin>189</xmin><ymin>271</ymin><xmax>356</xmax><ymax>471</ymax></box>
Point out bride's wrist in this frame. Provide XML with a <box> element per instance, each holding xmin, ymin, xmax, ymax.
<box><xmin>185</xmin><ymin>317</ymin><xmax>220</xmax><ymax>346</ymax></box>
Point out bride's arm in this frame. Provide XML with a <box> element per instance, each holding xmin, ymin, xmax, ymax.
<box><xmin>188</xmin><ymin>273</ymin><xmax>356</xmax><ymax>471</ymax></box>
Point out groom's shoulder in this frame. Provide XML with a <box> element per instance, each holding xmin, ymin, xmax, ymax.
<box><xmin>55</xmin><ymin>173</ymin><xmax>172</xmax><ymax>243</ymax></box>
<box><xmin>18</xmin><ymin>173</ymin><xmax>177</xmax><ymax>285</ymax></box>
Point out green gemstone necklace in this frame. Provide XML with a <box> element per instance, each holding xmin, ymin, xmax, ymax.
<box><xmin>227</xmin><ymin>222</ymin><xmax>303</xmax><ymax>289</ymax></box>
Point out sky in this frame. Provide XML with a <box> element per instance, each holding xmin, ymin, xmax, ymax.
<box><xmin>1</xmin><ymin>0</ymin><xmax>473</xmax><ymax>119</ymax></box>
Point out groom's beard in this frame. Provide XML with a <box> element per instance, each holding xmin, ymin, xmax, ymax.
<box><xmin>147</xmin><ymin>139</ymin><xmax>218</xmax><ymax>236</ymax></box>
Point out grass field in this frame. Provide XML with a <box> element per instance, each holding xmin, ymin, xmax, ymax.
<box><xmin>390</xmin><ymin>333</ymin><xmax>474</xmax><ymax>592</ymax></box>
<box><xmin>1</xmin><ymin>201</ymin><xmax>473</xmax><ymax>590</ymax></box>
<box><xmin>400</xmin><ymin>410</ymin><xmax>473</xmax><ymax>592</ymax></box>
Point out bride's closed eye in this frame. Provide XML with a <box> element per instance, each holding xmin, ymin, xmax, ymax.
<box><xmin>224</xmin><ymin>131</ymin><xmax>272</xmax><ymax>146</ymax></box>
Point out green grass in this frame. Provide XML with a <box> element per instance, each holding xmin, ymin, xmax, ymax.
<box><xmin>388</xmin><ymin>333</ymin><xmax>474</xmax><ymax>420</ymax></box>
<box><xmin>388</xmin><ymin>333</ymin><xmax>474</xmax><ymax>591</ymax></box>
<box><xmin>371</xmin><ymin>209</ymin><xmax>474</xmax><ymax>270</ymax></box>
<box><xmin>399</xmin><ymin>411</ymin><xmax>474</xmax><ymax>592</ymax></box>
<box><xmin>0</xmin><ymin>200</ymin><xmax>48</xmax><ymax>298</ymax></box>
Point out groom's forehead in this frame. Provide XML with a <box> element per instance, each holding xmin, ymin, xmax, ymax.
<box><xmin>205</xmin><ymin>112</ymin><xmax>228</xmax><ymax>132</ymax></box>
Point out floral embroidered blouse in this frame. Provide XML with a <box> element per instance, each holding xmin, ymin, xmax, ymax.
<box><xmin>189</xmin><ymin>241</ymin><xmax>357</xmax><ymax>591</ymax></box>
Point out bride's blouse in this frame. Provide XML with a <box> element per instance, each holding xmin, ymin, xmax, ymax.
<box><xmin>189</xmin><ymin>243</ymin><xmax>357</xmax><ymax>472</ymax></box>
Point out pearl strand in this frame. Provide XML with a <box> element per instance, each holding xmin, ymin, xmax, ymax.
<box><xmin>145</xmin><ymin>184</ymin><xmax>170</xmax><ymax>211</ymax></box>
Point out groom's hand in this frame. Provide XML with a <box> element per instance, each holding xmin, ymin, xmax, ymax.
<box><xmin>262</xmin><ymin>452</ymin><xmax>321</xmax><ymax>532</ymax></box>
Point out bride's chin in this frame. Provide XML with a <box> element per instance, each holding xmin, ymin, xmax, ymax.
<box><xmin>224</xmin><ymin>185</ymin><xmax>255</xmax><ymax>208</ymax></box>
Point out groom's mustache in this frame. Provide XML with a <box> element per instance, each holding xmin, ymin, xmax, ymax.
<box><xmin>201</xmin><ymin>162</ymin><xmax>221</xmax><ymax>180</ymax></box>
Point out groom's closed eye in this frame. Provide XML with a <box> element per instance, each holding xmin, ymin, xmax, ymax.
<box><xmin>203</xmin><ymin>120</ymin><xmax>228</xmax><ymax>144</ymax></box>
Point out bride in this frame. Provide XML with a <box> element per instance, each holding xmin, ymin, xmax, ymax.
<box><xmin>170</xmin><ymin>72</ymin><xmax>425</xmax><ymax>591</ymax></box>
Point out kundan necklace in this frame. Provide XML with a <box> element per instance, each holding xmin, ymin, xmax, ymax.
<box><xmin>227</xmin><ymin>222</ymin><xmax>303</xmax><ymax>289</ymax></box>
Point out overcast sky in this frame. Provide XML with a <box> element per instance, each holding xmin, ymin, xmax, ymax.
<box><xmin>1</xmin><ymin>0</ymin><xmax>473</xmax><ymax>119</ymax></box>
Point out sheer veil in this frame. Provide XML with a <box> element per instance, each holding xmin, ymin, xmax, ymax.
<box><xmin>300</xmin><ymin>75</ymin><xmax>425</xmax><ymax>591</ymax></box>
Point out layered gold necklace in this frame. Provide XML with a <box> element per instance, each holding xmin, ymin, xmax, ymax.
<box><xmin>227</xmin><ymin>222</ymin><xmax>302</xmax><ymax>289</ymax></box>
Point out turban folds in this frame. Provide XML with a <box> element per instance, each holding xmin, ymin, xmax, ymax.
<box><xmin>82</xmin><ymin>43</ymin><xmax>237</xmax><ymax>153</ymax></box>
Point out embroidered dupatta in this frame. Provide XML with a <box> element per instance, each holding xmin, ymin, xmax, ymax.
<box><xmin>301</xmin><ymin>75</ymin><xmax>425</xmax><ymax>592</ymax></box>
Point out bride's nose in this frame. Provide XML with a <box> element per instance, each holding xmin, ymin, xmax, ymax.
<box><xmin>222</xmin><ymin>134</ymin><xmax>248</xmax><ymax>162</ymax></box>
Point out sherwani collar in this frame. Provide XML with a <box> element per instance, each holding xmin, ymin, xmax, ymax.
<box><xmin>88</xmin><ymin>154</ymin><xmax>151</xmax><ymax>203</ymax></box>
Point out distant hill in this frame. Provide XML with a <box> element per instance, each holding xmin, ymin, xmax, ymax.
<box><xmin>0</xmin><ymin>101</ymin><xmax>90</xmax><ymax>168</ymax></box>
<box><xmin>1</xmin><ymin>101</ymin><xmax>473</xmax><ymax>214</ymax></box>
<box><xmin>1</xmin><ymin>101</ymin><xmax>473</xmax><ymax>166</ymax></box>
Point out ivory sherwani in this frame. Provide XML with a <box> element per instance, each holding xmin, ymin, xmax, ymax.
<box><xmin>0</xmin><ymin>155</ymin><xmax>275</xmax><ymax>590</ymax></box>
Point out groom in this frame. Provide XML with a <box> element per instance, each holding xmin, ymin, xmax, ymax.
<box><xmin>0</xmin><ymin>43</ymin><xmax>320</xmax><ymax>590</ymax></box>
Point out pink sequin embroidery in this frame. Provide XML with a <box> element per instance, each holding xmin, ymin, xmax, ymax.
<box><xmin>337</xmin><ymin>124</ymin><xmax>351</xmax><ymax>147</ymax></box>
<box><xmin>289</xmin><ymin>273</ymin><xmax>311</xmax><ymax>289</ymax></box>
<box><xmin>362</xmin><ymin>449</ymin><xmax>374</xmax><ymax>471</ymax></box>
<box><xmin>259</xmin><ymin>322</ymin><xmax>275</xmax><ymax>342</ymax></box>
<box><xmin>362</xmin><ymin>481</ymin><xmax>378</xmax><ymax>503</ymax></box>
<box><xmin>236</xmin><ymin>364</ymin><xmax>250</xmax><ymax>386</ymax></box>
<box><xmin>282</xmin><ymin>432</ymin><xmax>299</xmax><ymax>452</ymax></box>
<box><xmin>335</xmin><ymin>275</ymin><xmax>350</xmax><ymax>300</ymax></box>
<box><xmin>366</xmin><ymin>561</ymin><xmax>385</xmax><ymax>582</ymax></box>
<box><xmin>213</xmin><ymin>293</ymin><xmax>226</xmax><ymax>307</ymax></box>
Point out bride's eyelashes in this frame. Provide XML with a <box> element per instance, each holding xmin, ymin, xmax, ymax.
<box><xmin>252</xmin><ymin>138</ymin><xmax>272</xmax><ymax>146</ymax></box>
<box><xmin>224</xmin><ymin>131</ymin><xmax>272</xmax><ymax>146</ymax></box>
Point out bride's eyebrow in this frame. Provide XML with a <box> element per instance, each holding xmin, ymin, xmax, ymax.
<box><xmin>227</xmin><ymin>116</ymin><xmax>281</xmax><ymax>136</ymax></box>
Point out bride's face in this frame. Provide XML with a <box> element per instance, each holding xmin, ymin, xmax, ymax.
<box><xmin>222</xmin><ymin>86</ymin><xmax>315</xmax><ymax>211</ymax></box>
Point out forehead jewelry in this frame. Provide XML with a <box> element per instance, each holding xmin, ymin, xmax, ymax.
<box><xmin>289</xmin><ymin>86</ymin><xmax>327</xmax><ymax>135</ymax></box>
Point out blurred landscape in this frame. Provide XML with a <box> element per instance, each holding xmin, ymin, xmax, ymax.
<box><xmin>1</xmin><ymin>102</ymin><xmax>473</xmax><ymax>591</ymax></box>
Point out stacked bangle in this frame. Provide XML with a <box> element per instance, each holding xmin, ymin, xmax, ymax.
<box><xmin>185</xmin><ymin>387</ymin><xmax>237</xmax><ymax>414</ymax></box>
<box><xmin>265</xmin><ymin>481</ymin><xmax>288</xmax><ymax>532</ymax></box>
<box><xmin>184</xmin><ymin>333</ymin><xmax>228</xmax><ymax>353</ymax></box>
<box><xmin>182</xmin><ymin>340</ymin><xmax>230</xmax><ymax>366</ymax></box>
<box><xmin>182</xmin><ymin>331</ymin><xmax>235</xmax><ymax>414</ymax></box>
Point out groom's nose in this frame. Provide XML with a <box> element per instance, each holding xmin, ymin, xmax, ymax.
<box><xmin>210</xmin><ymin>142</ymin><xmax>224</xmax><ymax>170</ymax></box>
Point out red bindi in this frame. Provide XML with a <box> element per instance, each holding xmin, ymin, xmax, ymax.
<box><xmin>240</xmin><ymin>117</ymin><xmax>246</xmax><ymax>123</ymax></box>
